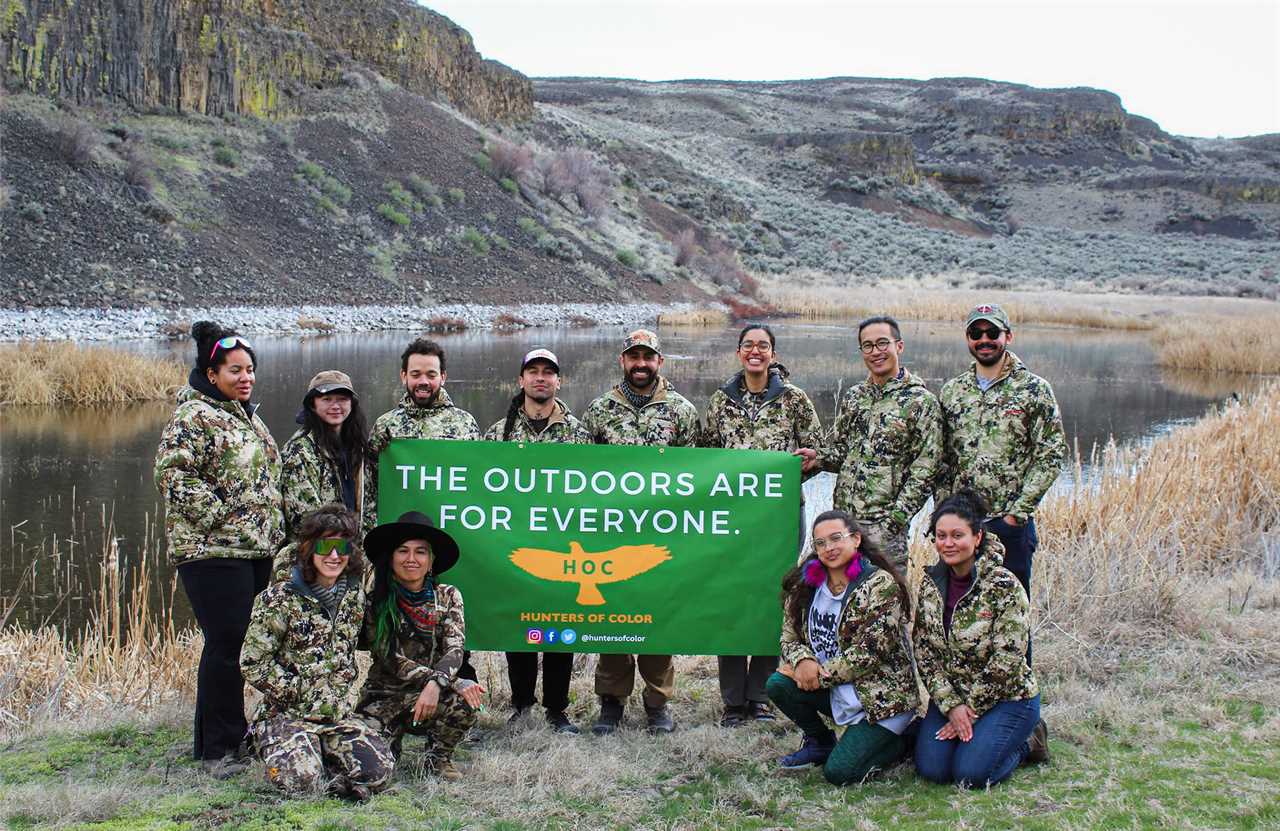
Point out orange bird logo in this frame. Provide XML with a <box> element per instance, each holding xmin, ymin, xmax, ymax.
<box><xmin>509</xmin><ymin>541</ymin><xmax>672</xmax><ymax>605</ymax></box>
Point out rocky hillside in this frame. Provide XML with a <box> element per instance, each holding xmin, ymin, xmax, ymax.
<box><xmin>1</xmin><ymin>3</ymin><xmax>1277</xmax><ymax>312</ymax></box>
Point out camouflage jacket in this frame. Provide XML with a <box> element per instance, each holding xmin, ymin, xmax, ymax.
<box><xmin>154</xmin><ymin>384</ymin><xmax>284</xmax><ymax>564</ymax></box>
<box><xmin>240</xmin><ymin>568</ymin><xmax>365</xmax><ymax>724</ymax></box>
<box><xmin>359</xmin><ymin>582</ymin><xmax>467</xmax><ymax>695</ymax></box>
<box><xmin>482</xmin><ymin>398</ymin><xmax>592</xmax><ymax>444</ymax></box>
<box><xmin>937</xmin><ymin>351</ymin><xmax>1067</xmax><ymax>520</ymax></box>
<box><xmin>581</xmin><ymin>377</ymin><xmax>700</xmax><ymax>447</ymax></box>
<box><xmin>366</xmin><ymin>389</ymin><xmax>480</xmax><ymax>527</ymax></box>
<box><xmin>780</xmin><ymin>558</ymin><xmax>920</xmax><ymax>723</ymax></box>
<box><xmin>279</xmin><ymin>428</ymin><xmax>371</xmax><ymax>542</ymax></box>
<box><xmin>701</xmin><ymin>370</ymin><xmax>823</xmax><ymax>454</ymax></box>
<box><xmin>914</xmin><ymin>553</ymin><xmax>1038</xmax><ymax>717</ymax></box>
<box><xmin>820</xmin><ymin>369</ymin><xmax>942</xmax><ymax>531</ymax></box>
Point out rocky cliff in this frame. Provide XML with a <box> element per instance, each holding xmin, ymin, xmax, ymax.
<box><xmin>0</xmin><ymin>0</ymin><xmax>532</xmax><ymax>121</ymax></box>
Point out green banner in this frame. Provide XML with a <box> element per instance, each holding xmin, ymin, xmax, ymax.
<box><xmin>379</xmin><ymin>440</ymin><xmax>801</xmax><ymax>655</ymax></box>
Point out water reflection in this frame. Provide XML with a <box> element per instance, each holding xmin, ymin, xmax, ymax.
<box><xmin>0</xmin><ymin>320</ymin><xmax>1268</xmax><ymax>631</ymax></box>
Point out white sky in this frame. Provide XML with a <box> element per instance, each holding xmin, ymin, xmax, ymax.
<box><xmin>423</xmin><ymin>0</ymin><xmax>1279</xmax><ymax>138</ymax></box>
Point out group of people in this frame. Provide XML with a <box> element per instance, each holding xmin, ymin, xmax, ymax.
<box><xmin>153</xmin><ymin>303</ymin><xmax>1066</xmax><ymax>798</ymax></box>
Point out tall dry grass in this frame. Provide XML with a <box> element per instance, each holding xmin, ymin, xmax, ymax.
<box><xmin>0</xmin><ymin>343</ymin><xmax>185</xmax><ymax>406</ymax></box>
<box><xmin>1153</xmin><ymin>315</ymin><xmax>1280</xmax><ymax>375</ymax></box>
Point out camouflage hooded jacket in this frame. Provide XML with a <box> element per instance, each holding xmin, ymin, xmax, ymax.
<box><xmin>820</xmin><ymin>369</ymin><xmax>942</xmax><ymax>531</ymax></box>
<box><xmin>701</xmin><ymin>370</ymin><xmax>823</xmax><ymax>454</ymax></box>
<box><xmin>359</xmin><ymin>582</ymin><xmax>467</xmax><ymax>695</ymax></box>
<box><xmin>154</xmin><ymin>383</ymin><xmax>284</xmax><ymax>564</ymax></box>
<box><xmin>240</xmin><ymin>568</ymin><xmax>365</xmax><ymax>724</ymax></box>
<box><xmin>581</xmin><ymin>377</ymin><xmax>700</xmax><ymax>447</ymax></box>
<box><xmin>914</xmin><ymin>551</ymin><xmax>1038</xmax><ymax>717</ymax></box>
<box><xmin>279</xmin><ymin>428</ymin><xmax>371</xmax><ymax>542</ymax></box>
<box><xmin>365</xmin><ymin>389</ymin><xmax>480</xmax><ymax>527</ymax></box>
<box><xmin>937</xmin><ymin>351</ymin><xmax>1067</xmax><ymax>521</ymax></box>
<box><xmin>482</xmin><ymin>398</ymin><xmax>592</xmax><ymax>444</ymax></box>
<box><xmin>779</xmin><ymin>557</ymin><xmax>920</xmax><ymax>723</ymax></box>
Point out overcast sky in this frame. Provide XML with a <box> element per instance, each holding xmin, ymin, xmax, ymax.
<box><xmin>424</xmin><ymin>0</ymin><xmax>1278</xmax><ymax>138</ymax></box>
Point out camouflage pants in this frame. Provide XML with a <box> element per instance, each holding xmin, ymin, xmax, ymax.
<box><xmin>355</xmin><ymin>684</ymin><xmax>478</xmax><ymax>764</ymax></box>
<box><xmin>251</xmin><ymin>716</ymin><xmax>393</xmax><ymax>797</ymax></box>
<box><xmin>862</xmin><ymin>520</ymin><xmax>910</xmax><ymax>572</ymax></box>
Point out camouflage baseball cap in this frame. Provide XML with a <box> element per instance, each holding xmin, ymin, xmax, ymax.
<box><xmin>965</xmin><ymin>303</ymin><xmax>1012</xmax><ymax>332</ymax></box>
<box><xmin>621</xmin><ymin>328</ymin><xmax>661</xmax><ymax>355</ymax></box>
<box><xmin>306</xmin><ymin>369</ymin><xmax>356</xmax><ymax>398</ymax></box>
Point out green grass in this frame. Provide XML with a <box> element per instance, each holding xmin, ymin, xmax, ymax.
<box><xmin>616</xmin><ymin>249</ymin><xmax>640</xmax><ymax>268</ymax></box>
<box><xmin>516</xmin><ymin>216</ymin><xmax>545</xmax><ymax>237</ymax></box>
<box><xmin>500</xmin><ymin>177</ymin><xmax>519</xmax><ymax>195</ymax></box>
<box><xmin>446</xmin><ymin>188</ymin><xmax>465</xmax><ymax>206</ymax></box>
<box><xmin>376</xmin><ymin>203</ymin><xmax>410</xmax><ymax>227</ymax></box>
<box><xmin>460</xmin><ymin>226</ymin><xmax>489</xmax><ymax>255</ymax></box>
<box><xmin>212</xmin><ymin>146</ymin><xmax>239</xmax><ymax>168</ymax></box>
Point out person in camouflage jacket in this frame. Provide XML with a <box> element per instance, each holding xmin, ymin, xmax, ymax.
<box><xmin>820</xmin><ymin>317</ymin><xmax>942</xmax><ymax>570</ymax></box>
<box><xmin>240</xmin><ymin>506</ymin><xmax>393</xmax><ymax>800</ymax></box>
<box><xmin>354</xmin><ymin>511</ymin><xmax>482</xmax><ymax>780</ymax></box>
<box><xmin>701</xmin><ymin>324</ymin><xmax>823</xmax><ymax>726</ymax></box>
<box><xmin>912</xmin><ymin>491</ymin><xmax>1045</xmax><ymax>787</ymax></box>
<box><xmin>766</xmin><ymin>510</ymin><xmax>919</xmax><ymax>785</ymax></box>
<box><xmin>938</xmin><ymin>304</ymin><xmax>1067</xmax><ymax>612</ymax></box>
<box><xmin>581</xmin><ymin>329</ymin><xmax>698</xmax><ymax>735</ymax></box>
<box><xmin>485</xmin><ymin>348</ymin><xmax>590</xmax><ymax>733</ymax></box>
<box><xmin>154</xmin><ymin>321</ymin><xmax>283</xmax><ymax>770</ymax></box>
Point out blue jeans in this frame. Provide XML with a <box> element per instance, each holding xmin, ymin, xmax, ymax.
<box><xmin>914</xmin><ymin>695</ymin><xmax>1040</xmax><ymax>788</ymax></box>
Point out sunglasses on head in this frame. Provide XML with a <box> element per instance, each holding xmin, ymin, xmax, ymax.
<box><xmin>315</xmin><ymin>539</ymin><xmax>351</xmax><ymax>557</ymax></box>
<box><xmin>966</xmin><ymin>325</ymin><xmax>1005</xmax><ymax>341</ymax></box>
<box><xmin>209</xmin><ymin>335</ymin><xmax>253</xmax><ymax>361</ymax></box>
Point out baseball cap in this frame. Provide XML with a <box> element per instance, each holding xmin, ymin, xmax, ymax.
<box><xmin>305</xmin><ymin>369</ymin><xmax>356</xmax><ymax>398</ymax></box>
<box><xmin>621</xmin><ymin>328</ymin><xmax>661</xmax><ymax>355</ymax></box>
<box><xmin>520</xmin><ymin>348</ymin><xmax>560</xmax><ymax>373</ymax></box>
<box><xmin>964</xmin><ymin>303</ymin><xmax>1012</xmax><ymax>332</ymax></box>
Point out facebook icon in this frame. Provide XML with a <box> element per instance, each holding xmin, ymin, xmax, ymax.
<box><xmin>544</xmin><ymin>629</ymin><xmax>559</xmax><ymax>644</ymax></box>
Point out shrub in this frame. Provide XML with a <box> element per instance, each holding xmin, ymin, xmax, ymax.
<box><xmin>567</xmin><ymin>314</ymin><xmax>597</xmax><ymax>328</ymax></box>
<box><xmin>377</xmin><ymin>203</ymin><xmax>411</xmax><ymax>226</ymax></box>
<box><xmin>123</xmin><ymin>143</ymin><xmax>156</xmax><ymax>195</ymax></box>
<box><xmin>297</xmin><ymin>316</ymin><xmax>336</xmax><ymax>332</ymax></box>
<box><xmin>517</xmin><ymin>216</ymin><xmax>545</xmax><ymax>236</ymax></box>
<box><xmin>151</xmin><ymin>134</ymin><xmax>190</xmax><ymax>152</ymax></box>
<box><xmin>672</xmin><ymin>228</ymin><xmax>697</xmax><ymax>266</ymax></box>
<box><xmin>537</xmin><ymin>148</ymin><xmax>613</xmax><ymax>217</ymax></box>
<box><xmin>447</xmin><ymin>187</ymin><xmax>466</xmax><ymax>205</ymax></box>
<box><xmin>500</xmin><ymin>177</ymin><xmax>519</xmax><ymax>195</ymax></box>
<box><xmin>492</xmin><ymin>234</ymin><xmax>512</xmax><ymax>251</ymax></box>
<box><xmin>460</xmin><ymin>226</ymin><xmax>489</xmax><ymax>254</ymax></box>
<box><xmin>384</xmin><ymin>180</ymin><xmax>416</xmax><ymax>211</ymax></box>
<box><xmin>493</xmin><ymin>312</ymin><xmax>530</xmax><ymax>329</ymax></box>
<box><xmin>536</xmin><ymin>234</ymin><xmax>582</xmax><ymax>261</ymax></box>
<box><xmin>488</xmin><ymin>140</ymin><xmax>533</xmax><ymax>180</ymax></box>
<box><xmin>320</xmin><ymin>177</ymin><xmax>352</xmax><ymax>204</ymax></box>
<box><xmin>425</xmin><ymin>316</ymin><xmax>467</xmax><ymax>332</ymax></box>
<box><xmin>213</xmin><ymin>146</ymin><xmax>239</xmax><ymax>167</ymax></box>
<box><xmin>616</xmin><ymin>249</ymin><xmax>640</xmax><ymax>268</ymax></box>
<box><xmin>472</xmin><ymin>151</ymin><xmax>493</xmax><ymax>174</ymax></box>
<box><xmin>407</xmin><ymin>174</ymin><xmax>437</xmax><ymax>199</ymax></box>
<box><xmin>315</xmin><ymin>195</ymin><xmax>338</xmax><ymax>214</ymax></box>
<box><xmin>57</xmin><ymin>121</ymin><xmax>98</xmax><ymax>167</ymax></box>
<box><xmin>297</xmin><ymin>161</ymin><xmax>324</xmax><ymax>181</ymax></box>
<box><xmin>19</xmin><ymin>201</ymin><xmax>45</xmax><ymax>222</ymax></box>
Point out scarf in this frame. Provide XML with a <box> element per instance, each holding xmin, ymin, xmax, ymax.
<box><xmin>620</xmin><ymin>383</ymin><xmax>655</xmax><ymax>411</ymax></box>
<box><xmin>394</xmin><ymin>579</ymin><xmax>439</xmax><ymax>637</ymax></box>
<box><xmin>309</xmin><ymin>578</ymin><xmax>348</xmax><ymax>619</ymax></box>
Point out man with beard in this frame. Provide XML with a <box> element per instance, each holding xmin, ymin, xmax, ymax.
<box><xmin>937</xmin><ymin>305</ymin><xmax>1066</xmax><ymax>616</ymax></box>
<box><xmin>820</xmin><ymin>316</ymin><xmax>941</xmax><ymax>570</ymax></box>
<box><xmin>581</xmin><ymin>329</ymin><xmax>700</xmax><ymax>735</ymax></box>
<box><xmin>367</xmin><ymin>338</ymin><xmax>482</xmax><ymax>681</ymax></box>
<box><xmin>483</xmin><ymin>348</ymin><xmax>591</xmax><ymax>734</ymax></box>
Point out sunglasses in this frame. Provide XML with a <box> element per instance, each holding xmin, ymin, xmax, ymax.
<box><xmin>209</xmin><ymin>335</ymin><xmax>253</xmax><ymax>361</ymax></box>
<box><xmin>966</xmin><ymin>326</ymin><xmax>1005</xmax><ymax>341</ymax></box>
<box><xmin>315</xmin><ymin>539</ymin><xmax>351</xmax><ymax>557</ymax></box>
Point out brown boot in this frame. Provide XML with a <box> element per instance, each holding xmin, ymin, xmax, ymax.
<box><xmin>427</xmin><ymin>756</ymin><xmax>463</xmax><ymax>781</ymax></box>
<box><xmin>1026</xmin><ymin>718</ymin><xmax>1050</xmax><ymax>764</ymax></box>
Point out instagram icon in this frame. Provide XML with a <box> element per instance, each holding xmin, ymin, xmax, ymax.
<box><xmin>526</xmin><ymin>628</ymin><xmax>543</xmax><ymax>645</ymax></box>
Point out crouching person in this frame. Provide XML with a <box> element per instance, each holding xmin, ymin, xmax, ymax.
<box><xmin>240</xmin><ymin>505</ymin><xmax>392</xmax><ymax>800</ymax></box>
<box><xmin>767</xmin><ymin>510</ymin><xmax>919</xmax><ymax>785</ymax></box>
<box><xmin>913</xmin><ymin>490</ymin><xmax>1047</xmax><ymax>788</ymax></box>
<box><xmin>355</xmin><ymin>511</ymin><xmax>484</xmax><ymax>781</ymax></box>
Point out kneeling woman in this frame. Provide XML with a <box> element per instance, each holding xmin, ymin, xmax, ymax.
<box><xmin>766</xmin><ymin>510</ymin><xmax>919</xmax><ymax>785</ymax></box>
<box><xmin>239</xmin><ymin>505</ymin><xmax>392</xmax><ymax>800</ymax></box>
<box><xmin>913</xmin><ymin>490</ymin><xmax>1047</xmax><ymax>788</ymax></box>
<box><xmin>355</xmin><ymin>511</ymin><xmax>485</xmax><ymax>780</ymax></box>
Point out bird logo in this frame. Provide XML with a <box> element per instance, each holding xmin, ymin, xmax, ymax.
<box><xmin>509</xmin><ymin>541</ymin><xmax>672</xmax><ymax>605</ymax></box>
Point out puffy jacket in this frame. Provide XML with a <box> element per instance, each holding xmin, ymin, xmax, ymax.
<box><xmin>780</xmin><ymin>556</ymin><xmax>920</xmax><ymax>723</ymax></box>
<box><xmin>154</xmin><ymin>379</ymin><xmax>283</xmax><ymax>564</ymax></box>
<box><xmin>279</xmin><ymin>428</ymin><xmax>370</xmax><ymax>541</ymax></box>
<box><xmin>582</xmin><ymin>376</ymin><xmax>700</xmax><ymax>447</ymax></box>
<box><xmin>701</xmin><ymin>369</ymin><xmax>823</xmax><ymax>454</ymax></box>
<box><xmin>359</xmin><ymin>583</ymin><xmax>467</xmax><ymax>695</ymax></box>
<box><xmin>240</xmin><ymin>568</ymin><xmax>364</xmax><ymax>724</ymax></box>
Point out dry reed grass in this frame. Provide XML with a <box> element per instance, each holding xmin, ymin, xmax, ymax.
<box><xmin>657</xmin><ymin>308</ymin><xmax>729</xmax><ymax>327</ymax></box>
<box><xmin>0</xmin><ymin>343</ymin><xmax>185</xmax><ymax>407</ymax></box>
<box><xmin>1153</xmin><ymin>315</ymin><xmax>1280</xmax><ymax>374</ymax></box>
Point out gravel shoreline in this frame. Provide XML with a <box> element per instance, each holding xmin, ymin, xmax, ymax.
<box><xmin>0</xmin><ymin>302</ymin><xmax>706</xmax><ymax>342</ymax></box>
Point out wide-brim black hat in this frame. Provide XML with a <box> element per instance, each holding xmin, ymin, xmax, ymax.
<box><xmin>363</xmin><ymin>511</ymin><xmax>460</xmax><ymax>575</ymax></box>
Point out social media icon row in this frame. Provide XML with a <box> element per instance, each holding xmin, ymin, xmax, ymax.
<box><xmin>526</xmin><ymin>628</ymin><xmax>577</xmax><ymax>645</ymax></box>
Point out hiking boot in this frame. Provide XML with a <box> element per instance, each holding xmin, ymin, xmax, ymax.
<box><xmin>427</xmin><ymin>758</ymin><xmax>463</xmax><ymax>781</ymax></box>
<box><xmin>748</xmin><ymin>701</ymin><xmax>777</xmax><ymax>722</ymax></box>
<box><xmin>200</xmin><ymin>755</ymin><xmax>248</xmax><ymax>780</ymax></box>
<box><xmin>592</xmin><ymin>695</ymin><xmax>624</xmax><ymax>735</ymax></box>
<box><xmin>1026</xmin><ymin>718</ymin><xmax>1050</xmax><ymax>764</ymax></box>
<box><xmin>720</xmin><ymin>705</ymin><xmax>748</xmax><ymax>727</ymax></box>
<box><xmin>645</xmin><ymin>704</ymin><xmax>675</xmax><ymax>734</ymax></box>
<box><xmin>547</xmin><ymin>710</ymin><xmax>580</xmax><ymax>734</ymax></box>
<box><xmin>779</xmin><ymin>734</ymin><xmax>835</xmax><ymax>769</ymax></box>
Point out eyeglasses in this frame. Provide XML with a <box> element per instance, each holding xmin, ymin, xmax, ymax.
<box><xmin>209</xmin><ymin>335</ymin><xmax>253</xmax><ymax>361</ymax></box>
<box><xmin>738</xmin><ymin>341</ymin><xmax>773</xmax><ymax>354</ymax></box>
<box><xmin>813</xmin><ymin>531</ymin><xmax>854</xmax><ymax>550</ymax></box>
<box><xmin>966</xmin><ymin>326</ymin><xmax>1005</xmax><ymax>341</ymax></box>
<box><xmin>315</xmin><ymin>539</ymin><xmax>351</xmax><ymax>557</ymax></box>
<box><xmin>859</xmin><ymin>338</ymin><xmax>898</xmax><ymax>354</ymax></box>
